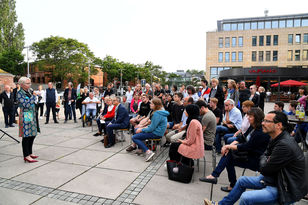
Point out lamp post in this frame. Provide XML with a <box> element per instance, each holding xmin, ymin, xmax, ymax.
<box><xmin>120</xmin><ymin>68</ymin><xmax>123</xmax><ymax>95</ymax></box>
<box><xmin>136</xmin><ymin>71</ymin><xmax>140</xmax><ymax>84</ymax></box>
<box><xmin>88</xmin><ymin>62</ymin><xmax>91</xmax><ymax>88</ymax></box>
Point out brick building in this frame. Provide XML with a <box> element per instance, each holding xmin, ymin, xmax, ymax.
<box><xmin>0</xmin><ymin>69</ymin><xmax>15</xmax><ymax>92</ymax></box>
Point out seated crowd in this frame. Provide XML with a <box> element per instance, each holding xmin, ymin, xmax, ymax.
<box><xmin>76</xmin><ymin>79</ymin><xmax>307</xmax><ymax>204</ymax></box>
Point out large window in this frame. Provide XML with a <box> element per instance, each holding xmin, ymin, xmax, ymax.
<box><xmin>223</xmin><ymin>24</ymin><xmax>231</xmax><ymax>31</ymax></box>
<box><xmin>259</xmin><ymin>51</ymin><xmax>264</xmax><ymax>62</ymax></box>
<box><xmin>225</xmin><ymin>52</ymin><xmax>230</xmax><ymax>62</ymax></box>
<box><xmin>210</xmin><ymin>67</ymin><xmax>218</xmax><ymax>79</ymax></box>
<box><xmin>266</xmin><ymin>51</ymin><xmax>271</xmax><ymax>61</ymax></box>
<box><xmin>279</xmin><ymin>20</ymin><xmax>286</xmax><ymax>28</ymax></box>
<box><xmin>304</xmin><ymin>33</ymin><xmax>308</xmax><ymax>44</ymax></box>
<box><xmin>238</xmin><ymin>23</ymin><xmax>244</xmax><ymax>30</ymax></box>
<box><xmin>295</xmin><ymin>50</ymin><xmax>300</xmax><ymax>61</ymax></box>
<box><xmin>288</xmin><ymin>50</ymin><xmax>293</xmax><ymax>61</ymax></box>
<box><xmin>273</xmin><ymin>51</ymin><xmax>278</xmax><ymax>61</ymax></box>
<box><xmin>273</xmin><ymin>35</ymin><xmax>279</xmax><ymax>45</ymax></box>
<box><xmin>252</xmin><ymin>36</ymin><xmax>257</xmax><ymax>46</ymax></box>
<box><xmin>219</xmin><ymin>37</ymin><xmax>223</xmax><ymax>48</ymax></box>
<box><xmin>272</xmin><ymin>21</ymin><xmax>278</xmax><ymax>28</ymax></box>
<box><xmin>232</xmin><ymin>37</ymin><xmax>237</xmax><ymax>47</ymax></box>
<box><xmin>238</xmin><ymin>51</ymin><xmax>243</xmax><ymax>62</ymax></box>
<box><xmin>244</xmin><ymin>22</ymin><xmax>250</xmax><ymax>30</ymax></box>
<box><xmin>266</xmin><ymin>35</ymin><xmax>271</xmax><ymax>46</ymax></box>
<box><xmin>232</xmin><ymin>52</ymin><xmax>236</xmax><ymax>62</ymax></box>
<box><xmin>238</xmin><ymin>36</ymin><xmax>243</xmax><ymax>47</ymax></box>
<box><xmin>294</xmin><ymin>19</ymin><xmax>301</xmax><ymax>27</ymax></box>
<box><xmin>303</xmin><ymin>50</ymin><xmax>308</xmax><ymax>60</ymax></box>
<box><xmin>251</xmin><ymin>22</ymin><xmax>257</xmax><ymax>30</ymax></box>
<box><xmin>265</xmin><ymin>21</ymin><xmax>271</xmax><ymax>29</ymax></box>
<box><xmin>218</xmin><ymin>52</ymin><xmax>223</xmax><ymax>62</ymax></box>
<box><xmin>259</xmin><ymin>36</ymin><xmax>264</xmax><ymax>46</ymax></box>
<box><xmin>288</xmin><ymin>34</ymin><xmax>293</xmax><ymax>44</ymax></box>
<box><xmin>225</xmin><ymin>37</ymin><xmax>230</xmax><ymax>48</ymax></box>
<box><xmin>303</xmin><ymin>19</ymin><xmax>308</xmax><ymax>27</ymax></box>
<box><xmin>231</xmin><ymin>23</ymin><xmax>237</xmax><ymax>31</ymax></box>
<box><xmin>287</xmin><ymin>19</ymin><xmax>293</xmax><ymax>28</ymax></box>
<box><xmin>258</xmin><ymin>21</ymin><xmax>264</xmax><ymax>29</ymax></box>
<box><xmin>252</xmin><ymin>51</ymin><xmax>257</xmax><ymax>61</ymax></box>
<box><xmin>295</xmin><ymin>34</ymin><xmax>301</xmax><ymax>44</ymax></box>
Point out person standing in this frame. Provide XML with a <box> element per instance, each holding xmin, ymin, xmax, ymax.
<box><xmin>226</xmin><ymin>79</ymin><xmax>239</xmax><ymax>106</ymax></box>
<box><xmin>200</xmin><ymin>79</ymin><xmax>211</xmax><ymax>102</ymax></box>
<box><xmin>238</xmin><ymin>81</ymin><xmax>250</xmax><ymax>111</ymax></box>
<box><xmin>45</xmin><ymin>82</ymin><xmax>58</xmax><ymax>124</ymax></box>
<box><xmin>208</xmin><ymin>78</ymin><xmax>225</xmax><ymax>111</ymax></box>
<box><xmin>0</xmin><ymin>85</ymin><xmax>15</xmax><ymax>128</ymax></box>
<box><xmin>36</xmin><ymin>85</ymin><xmax>45</xmax><ymax>120</ymax></box>
<box><xmin>249</xmin><ymin>84</ymin><xmax>260</xmax><ymax>107</ymax></box>
<box><xmin>13</xmin><ymin>83</ymin><xmax>20</xmax><ymax>116</ymax></box>
<box><xmin>17</xmin><ymin>77</ymin><xmax>39</xmax><ymax>163</ymax></box>
<box><xmin>258</xmin><ymin>86</ymin><xmax>266</xmax><ymax>111</ymax></box>
<box><xmin>103</xmin><ymin>83</ymin><xmax>114</xmax><ymax>98</ymax></box>
<box><xmin>64</xmin><ymin>82</ymin><xmax>77</xmax><ymax>123</ymax></box>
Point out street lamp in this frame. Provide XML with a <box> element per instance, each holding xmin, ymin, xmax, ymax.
<box><xmin>23</xmin><ymin>46</ymin><xmax>30</xmax><ymax>78</ymax></box>
<box><xmin>120</xmin><ymin>68</ymin><xmax>123</xmax><ymax>95</ymax></box>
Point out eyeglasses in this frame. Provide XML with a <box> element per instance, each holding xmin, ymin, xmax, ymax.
<box><xmin>262</xmin><ymin>119</ymin><xmax>275</xmax><ymax>123</ymax></box>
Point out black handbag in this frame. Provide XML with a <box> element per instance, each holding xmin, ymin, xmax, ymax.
<box><xmin>166</xmin><ymin>159</ymin><xmax>194</xmax><ymax>183</ymax></box>
<box><xmin>231</xmin><ymin>150</ymin><xmax>249</xmax><ymax>161</ymax></box>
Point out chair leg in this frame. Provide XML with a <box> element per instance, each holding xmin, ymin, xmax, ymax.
<box><xmin>203</xmin><ymin>156</ymin><xmax>206</xmax><ymax>178</ymax></box>
<box><xmin>210</xmin><ymin>183</ymin><xmax>214</xmax><ymax>201</ymax></box>
<box><xmin>242</xmin><ymin>168</ymin><xmax>246</xmax><ymax>176</ymax></box>
<box><xmin>197</xmin><ymin>159</ymin><xmax>200</xmax><ymax>172</ymax></box>
<box><xmin>212</xmin><ymin>148</ymin><xmax>216</xmax><ymax>171</ymax></box>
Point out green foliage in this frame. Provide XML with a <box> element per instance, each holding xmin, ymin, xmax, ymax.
<box><xmin>0</xmin><ymin>48</ymin><xmax>24</xmax><ymax>75</ymax></box>
<box><xmin>31</xmin><ymin>36</ymin><xmax>96</xmax><ymax>83</ymax></box>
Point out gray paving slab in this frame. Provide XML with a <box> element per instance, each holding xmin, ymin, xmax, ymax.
<box><xmin>0</xmin><ymin>140</ymin><xmax>16</xmax><ymax>148</ymax></box>
<box><xmin>97</xmin><ymin>153</ymin><xmax>149</xmax><ymax>173</ymax></box>
<box><xmin>0</xmin><ymin>187</ymin><xmax>41</xmax><ymax>205</ymax></box>
<box><xmin>56</xmin><ymin>138</ymin><xmax>99</xmax><ymax>149</ymax></box>
<box><xmin>13</xmin><ymin>161</ymin><xmax>89</xmax><ymax>188</ymax></box>
<box><xmin>57</xmin><ymin>149</ymin><xmax>113</xmax><ymax>166</ymax></box>
<box><xmin>35</xmin><ymin>135</ymin><xmax>71</xmax><ymax>146</ymax></box>
<box><xmin>0</xmin><ymin>157</ymin><xmax>49</xmax><ymax>178</ymax></box>
<box><xmin>0</xmin><ymin>153</ymin><xmax>16</xmax><ymax>162</ymax></box>
<box><xmin>0</xmin><ymin>143</ymin><xmax>47</xmax><ymax>157</ymax></box>
<box><xmin>85</xmin><ymin>141</ymin><xmax>129</xmax><ymax>153</ymax></box>
<box><xmin>61</xmin><ymin>168</ymin><xmax>138</xmax><ymax>199</ymax></box>
<box><xmin>35</xmin><ymin>146</ymin><xmax>78</xmax><ymax>161</ymax></box>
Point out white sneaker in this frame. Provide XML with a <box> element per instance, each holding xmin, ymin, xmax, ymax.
<box><xmin>39</xmin><ymin>117</ymin><xmax>43</xmax><ymax>120</ymax></box>
<box><xmin>145</xmin><ymin>151</ymin><xmax>155</xmax><ymax>162</ymax></box>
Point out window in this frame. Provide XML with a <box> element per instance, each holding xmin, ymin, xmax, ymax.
<box><xmin>266</xmin><ymin>51</ymin><xmax>271</xmax><ymax>61</ymax></box>
<box><xmin>273</xmin><ymin>51</ymin><xmax>278</xmax><ymax>61</ymax></box>
<box><xmin>279</xmin><ymin>20</ymin><xmax>286</xmax><ymax>28</ymax></box>
<box><xmin>225</xmin><ymin>37</ymin><xmax>230</xmax><ymax>48</ymax></box>
<box><xmin>252</xmin><ymin>51</ymin><xmax>257</xmax><ymax>61</ymax></box>
<box><xmin>265</xmin><ymin>21</ymin><xmax>271</xmax><ymax>29</ymax></box>
<box><xmin>218</xmin><ymin>52</ymin><xmax>223</xmax><ymax>62</ymax></box>
<box><xmin>288</xmin><ymin>34</ymin><xmax>293</xmax><ymax>44</ymax></box>
<box><xmin>232</xmin><ymin>37</ymin><xmax>237</xmax><ymax>47</ymax></box>
<box><xmin>273</xmin><ymin>35</ymin><xmax>278</xmax><ymax>45</ymax></box>
<box><xmin>259</xmin><ymin>51</ymin><xmax>264</xmax><ymax>61</ymax></box>
<box><xmin>294</xmin><ymin>19</ymin><xmax>301</xmax><ymax>27</ymax></box>
<box><xmin>259</xmin><ymin>36</ymin><xmax>264</xmax><ymax>46</ymax></box>
<box><xmin>295</xmin><ymin>50</ymin><xmax>300</xmax><ymax>61</ymax></box>
<box><xmin>218</xmin><ymin>67</ymin><xmax>224</xmax><ymax>73</ymax></box>
<box><xmin>303</xmin><ymin>19</ymin><xmax>308</xmax><ymax>27</ymax></box>
<box><xmin>244</xmin><ymin>22</ymin><xmax>250</xmax><ymax>30</ymax></box>
<box><xmin>211</xmin><ymin>67</ymin><xmax>218</xmax><ymax>75</ymax></box>
<box><xmin>225</xmin><ymin>52</ymin><xmax>230</xmax><ymax>62</ymax></box>
<box><xmin>272</xmin><ymin>21</ymin><xmax>278</xmax><ymax>28</ymax></box>
<box><xmin>232</xmin><ymin>52</ymin><xmax>236</xmax><ymax>62</ymax></box>
<box><xmin>252</xmin><ymin>36</ymin><xmax>257</xmax><ymax>46</ymax></box>
<box><xmin>238</xmin><ymin>51</ymin><xmax>243</xmax><ymax>62</ymax></box>
<box><xmin>288</xmin><ymin>50</ymin><xmax>293</xmax><ymax>61</ymax></box>
<box><xmin>258</xmin><ymin>21</ymin><xmax>264</xmax><ymax>29</ymax></box>
<box><xmin>219</xmin><ymin>37</ymin><xmax>223</xmax><ymax>48</ymax></box>
<box><xmin>238</xmin><ymin>23</ymin><xmax>244</xmax><ymax>30</ymax></box>
<box><xmin>295</xmin><ymin>34</ymin><xmax>301</xmax><ymax>44</ymax></box>
<box><xmin>303</xmin><ymin>50</ymin><xmax>308</xmax><ymax>60</ymax></box>
<box><xmin>251</xmin><ymin>22</ymin><xmax>257</xmax><ymax>29</ymax></box>
<box><xmin>223</xmin><ymin>24</ymin><xmax>231</xmax><ymax>31</ymax></box>
<box><xmin>231</xmin><ymin>23</ymin><xmax>237</xmax><ymax>31</ymax></box>
<box><xmin>266</xmin><ymin>35</ymin><xmax>271</xmax><ymax>46</ymax></box>
<box><xmin>238</xmin><ymin>36</ymin><xmax>243</xmax><ymax>47</ymax></box>
<box><xmin>304</xmin><ymin>33</ymin><xmax>308</xmax><ymax>44</ymax></box>
<box><xmin>37</xmin><ymin>77</ymin><xmax>41</xmax><ymax>83</ymax></box>
<box><xmin>287</xmin><ymin>19</ymin><xmax>293</xmax><ymax>28</ymax></box>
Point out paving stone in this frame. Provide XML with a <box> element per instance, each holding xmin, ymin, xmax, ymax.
<box><xmin>124</xmin><ymin>198</ymin><xmax>133</xmax><ymax>203</ymax></box>
<box><xmin>117</xmin><ymin>197</ymin><xmax>126</xmax><ymax>202</ymax></box>
<box><xmin>96</xmin><ymin>198</ymin><xmax>106</xmax><ymax>203</ymax></box>
<box><xmin>79</xmin><ymin>199</ymin><xmax>88</xmax><ymax>205</ymax></box>
<box><xmin>83</xmin><ymin>195</ymin><xmax>92</xmax><ymax>200</ymax></box>
<box><xmin>71</xmin><ymin>198</ymin><xmax>81</xmax><ymax>203</ymax></box>
<box><xmin>71</xmin><ymin>193</ymin><xmax>79</xmax><ymax>198</ymax></box>
<box><xmin>90</xmin><ymin>196</ymin><xmax>99</xmax><ymax>202</ymax></box>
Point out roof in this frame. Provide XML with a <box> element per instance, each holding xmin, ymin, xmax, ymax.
<box><xmin>0</xmin><ymin>69</ymin><xmax>14</xmax><ymax>76</ymax></box>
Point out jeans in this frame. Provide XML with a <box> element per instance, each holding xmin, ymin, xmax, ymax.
<box><xmin>132</xmin><ymin>132</ymin><xmax>161</xmax><ymax>152</ymax></box>
<box><xmin>212</xmin><ymin>152</ymin><xmax>259</xmax><ymax>187</ymax></box>
<box><xmin>65</xmin><ymin>103</ymin><xmax>76</xmax><ymax>120</ymax></box>
<box><xmin>223</xmin><ymin>133</ymin><xmax>236</xmax><ymax>144</ymax></box>
<box><xmin>86</xmin><ymin>109</ymin><xmax>96</xmax><ymax>120</ymax></box>
<box><xmin>215</xmin><ymin>125</ymin><xmax>229</xmax><ymax>153</ymax></box>
<box><xmin>106</xmin><ymin>123</ymin><xmax>126</xmax><ymax>145</ymax></box>
<box><xmin>219</xmin><ymin>175</ymin><xmax>278</xmax><ymax>205</ymax></box>
<box><xmin>168</xmin><ymin>122</ymin><xmax>174</xmax><ymax>129</ymax></box>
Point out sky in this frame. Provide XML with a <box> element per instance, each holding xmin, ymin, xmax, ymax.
<box><xmin>15</xmin><ymin>0</ymin><xmax>308</xmax><ymax>73</ymax></box>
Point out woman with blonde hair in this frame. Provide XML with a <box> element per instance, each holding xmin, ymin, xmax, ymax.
<box><xmin>227</xmin><ymin>79</ymin><xmax>239</xmax><ymax>106</ymax></box>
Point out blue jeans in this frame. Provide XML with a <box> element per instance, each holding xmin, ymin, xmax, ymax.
<box><xmin>219</xmin><ymin>175</ymin><xmax>278</xmax><ymax>205</ymax></box>
<box><xmin>224</xmin><ymin>133</ymin><xmax>236</xmax><ymax>144</ymax></box>
<box><xmin>132</xmin><ymin>132</ymin><xmax>161</xmax><ymax>152</ymax></box>
<box><xmin>86</xmin><ymin>109</ymin><xmax>96</xmax><ymax>120</ymax></box>
<box><xmin>215</xmin><ymin>125</ymin><xmax>229</xmax><ymax>153</ymax></box>
<box><xmin>106</xmin><ymin>123</ymin><xmax>127</xmax><ymax>145</ymax></box>
<box><xmin>168</xmin><ymin>122</ymin><xmax>174</xmax><ymax>129</ymax></box>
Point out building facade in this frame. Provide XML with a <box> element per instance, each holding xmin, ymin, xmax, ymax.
<box><xmin>206</xmin><ymin>13</ymin><xmax>308</xmax><ymax>88</ymax></box>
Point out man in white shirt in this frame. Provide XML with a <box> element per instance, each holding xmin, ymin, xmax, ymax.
<box><xmin>82</xmin><ymin>92</ymin><xmax>100</xmax><ymax>121</ymax></box>
<box><xmin>125</xmin><ymin>86</ymin><xmax>134</xmax><ymax>108</ymax></box>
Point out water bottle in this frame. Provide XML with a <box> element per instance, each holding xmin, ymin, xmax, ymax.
<box><xmin>299</xmin><ymin>104</ymin><xmax>305</xmax><ymax>121</ymax></box>
<box><xmin>295</xmin><ymin>103</ymin><xmax>300</xmax><ymax>118</ymax></box>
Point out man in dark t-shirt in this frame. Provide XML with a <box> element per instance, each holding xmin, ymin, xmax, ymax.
<box><xmin>209</xmin><ymin>97</ymin><xmax>222</xmax><ymax>125</ymax></box>
<box><xmin>129</xmin><ymin>94</ymin><xmax>151</xmax><ymax>127</ymax></box>
<box><xmin>154</xmin><ymin>84</ymin><xmax>165</xmax><ymax>98</ymax></box>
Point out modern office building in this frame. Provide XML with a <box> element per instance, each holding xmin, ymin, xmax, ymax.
<box><xmin>206</xmin><ymin>13</ymin><xmax>308</xmax><ymax>89</ymax></box>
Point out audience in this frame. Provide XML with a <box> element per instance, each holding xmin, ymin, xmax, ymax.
<box><xmin>226</xmin><ymin>79</ymin><xmax>239</xmax><ymax>107</ymax></box>
<box><xmin>274</xmin><ymin>101</ymin><xmax>288</xmax><ymax>115</ymax></box>
<box><xmin>208</xmin><ymin>78</ymin><xmax>225</xmax><ymax>111</ymax></box>
<box><xmin>249</xmin><ymin>84</ymin><xmax>260</xmax><ymax>107</ymax></box>
<box><xmin>209</xmin><ymin>97</ymin><xmax>222</xmax><ymax>125</ymax></box>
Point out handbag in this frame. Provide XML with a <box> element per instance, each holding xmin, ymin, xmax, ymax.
<box><xmin>166</xmin><ymin>158</ymin><xmax>194</xmax><ymax>183</ymax></box>
<box><xmin>231</xmin><ymin>150</ymin><xmax>249</xmax><ymax>161</ymax></box>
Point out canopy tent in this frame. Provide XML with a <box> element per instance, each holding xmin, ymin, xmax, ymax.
<box><xmin>271</xmin><ymin>79</ymin><xmax>307</xmax><ymax>87</ymax></box>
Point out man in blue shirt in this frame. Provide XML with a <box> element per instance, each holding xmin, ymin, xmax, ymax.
<box><xmin>274</xmin><ymin>101</ymin><xmax>288</xmax><ymax>115</ymax></box>
<box><xmin>215</xmin><ymin>99</ymin><xmax>242</xmax><ymax>154</ymax></box>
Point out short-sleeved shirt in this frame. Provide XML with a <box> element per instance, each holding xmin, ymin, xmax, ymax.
<box><xmin>201</xmin><ymin>110</ymin><xmax>217</xmax><ymax>146</ymax></box>
<box><xmin>211</xmin><ymin>107</ymin><xmax>222</xmax><ymax>125</ymax></box>
<box><xmin>84</xmin><ymin>97</ymin><xmax>99</xmax><ymax>110</ymax></box>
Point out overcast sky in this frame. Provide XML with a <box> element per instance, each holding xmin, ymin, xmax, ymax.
<box><xmin>16</xmin><ymin>0</ymin><xmax>308</xmax><ymax>72</ymax></box>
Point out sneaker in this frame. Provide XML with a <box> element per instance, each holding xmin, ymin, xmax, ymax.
<box><xmin>145</xmin><ymin>150</ymin><xmax>155</xmax><ymax>162</ymax></box>
<box><xmin>126</xmin><ymin>145</ymin><xmax>137</xmax><ymax>152</ymax></box>
<box><xmin>204</xmin><ymin>198</ymin><xmax>218</xmax><ymax>205</ymax></box>
<box><xmin>39</xmin><ymin>116</ymin><xmax>43</xmax><ymax>120</ymax></box>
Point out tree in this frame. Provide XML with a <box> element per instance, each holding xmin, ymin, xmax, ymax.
<box><xmin>0</xmin><ymin>0</ymin><xmax>25</xmax><ymax>74</ymax></box>
<box><xmin>31</xmin><ymin>36</ymin><xmax>97</xmax><ymax>83</ymax></box>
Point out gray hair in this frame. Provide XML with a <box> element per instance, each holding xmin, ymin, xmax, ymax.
<box><xmin>224</xmin><ymin>99</ymin><xmax>235</xmax><ymax>105</ymax></box>
<box><xmin>116</xmin><ymin>96</ymin><xmax>121</xmax><ymax>103</ymax></box>
<box><xmin>18</xmin><ymin>77</ymin><xmax>30</xmax><ymax>85</ymax></box>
